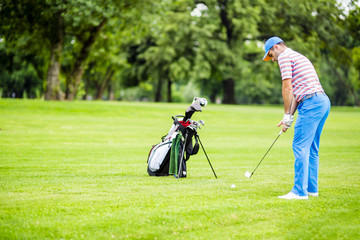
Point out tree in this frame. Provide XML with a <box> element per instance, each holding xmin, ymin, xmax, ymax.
<box><xmin>0</xmin><ymin>41</ymin><xmax>42</xmax><ymax>98</ymax></box>
<box><xmin>190</xmin><ymin>0</ymin><xmax>265</xmax><ymax>104</ymax></box>
<box><xmin>255</xmin><ymin>0</ymin><xmax>360</xmax><ymax>105</ymax></box>
<box><xmin>122</xmin><ymin>0</ymin><xmax>196</xmax><ymax>102</ymax></box>
<box><xmin>342</xmin><ymin>3</ymin><xmax>360</xmax><ymax>105</ymax></box>
<box><xmin>0</xmin><ymin>0</ymin><xmax>149</xmax><ymax>100</ymax></box>
<box><xmin>45</xmin><ymin>8</ymin><xmax>65</xmax><ymax>100</ymax></box>
<box><xmin>83</xmin><ymin>18</ymin><xmax>131</xmax><ymax>100</ymax></box>
<box><xmin>62</xmin><ymin>0</ymin><xmax>155</xmax><ymax>100</ymax></box>
<box><xmin>1</xmin><ymin>0</ymin><xmax>358</xmax><ymax>105</ymax></box>
<box><xmin>0</xmin><ymin>0</ymin><xmax>49</xmax><ymax>98</ymax></box>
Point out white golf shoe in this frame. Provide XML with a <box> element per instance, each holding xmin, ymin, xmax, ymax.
<box><xmin>278</xmin><ymin>192</ymin><xmax>308</xmax><ymax>200</ymax></box>
<box><xmin>308</xmin><ymin>192</ymin><xmax>319</xmax><ymax>197</ymax></box>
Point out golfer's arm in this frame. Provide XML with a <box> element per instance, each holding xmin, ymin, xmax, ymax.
<box><xmin>282</xmin><ymin>79</ymin><xmax>293</xmax><ymax>114</ymax></box>
<box><xmin>289</xmin><ymin>96</ymin><xmax>298</xmax><ymax>115</ymax></box>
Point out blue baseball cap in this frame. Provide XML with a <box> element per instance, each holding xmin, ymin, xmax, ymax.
<box><xmin>262</xmin><ymin>36</ymin><xmax>284</xmax><ymax>61</ymax></box>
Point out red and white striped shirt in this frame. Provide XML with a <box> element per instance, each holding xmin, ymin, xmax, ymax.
<box><xmin>278</xmin><ymin>48</ymin><xmax>324</xmax><ymax>102</ymax></box>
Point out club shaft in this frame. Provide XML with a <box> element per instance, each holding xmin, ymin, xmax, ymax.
<box><xmin>251</xmin><ymin>131</ymin><xmax>282</xmax><ymax>175</ymax></box>
<box><xmin>177</xmin><ymin>132</ymin><xmax>188</xmax><ymax>178</ymax></box>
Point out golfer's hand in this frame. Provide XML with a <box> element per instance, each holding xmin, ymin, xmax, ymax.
<box><xmin>277</xmin><ymin>114</ymin><xmax>294</xmax><ymax>132</ymax></box>
<box><xmin>277</xmin><ymin>120</ymin><xmax>288</xmax><ymax>132</ymax></box>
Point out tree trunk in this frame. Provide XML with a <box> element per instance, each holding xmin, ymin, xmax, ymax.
<box><xmin>45</xmin><ymin>14</ymin><xmax>64</xmax><ymax>100</ymax></box>
<box><xmin>95</xmin><ymin>67</ymin><xmax>115</xmax><ymax>100</ymax></box>
<box><xmin>222</xmin><ymin>78</ymin><xmax>236</xmax><ymax>104</ymax></box>
<box><xmin>218</xmin><ymin>0</ymin><xmax>236</xmax><ymax>105</ymax></box>
<box><xmin>210</xmin><ymin>91</ymin><xmax>217</xmax><ymax>103</ymax></box>
<box><xmin>108</xmin><ymin>84</ymin><xmax>115</xmax><ymax>101</ymax></box>
<box><xmin>218</xmin><ymin>0</ymin><xmax>233</xmax><ymax>47</ymax></box>
<box><xmin>66</xmin><ymin>19</ymin><xmax>107</xmax><ymax>100</ymax></box>
<box><xmin>155</xmin><ymin>77</ymin><xmax>163</xmax><ymax>102</ymax></box>
<box><xmin>167</xmin><ymin>79</ymin><xmax>172</xmax><ymax>102</ymax></box>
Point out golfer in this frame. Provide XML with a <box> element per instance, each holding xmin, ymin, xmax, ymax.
<box><xmin>263</xmin><ymin>36</ymin><xmax>331</xmax><ymax>200</ymax></box>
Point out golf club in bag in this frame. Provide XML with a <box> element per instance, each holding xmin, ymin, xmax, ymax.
<box><xmin>147</xmin><ymin>97</ymin><xmax>217</xmax><ymax>179</ymax></box>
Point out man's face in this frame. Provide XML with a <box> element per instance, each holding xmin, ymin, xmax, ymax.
<box><xmin>267</xmin><ymin>45</ymin><xmax>281</xmax><ymax>62</ymax></box>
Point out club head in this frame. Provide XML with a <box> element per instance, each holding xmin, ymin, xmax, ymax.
<box><xmin>199</xmin><ymin>120</ymin><xmax>205</xmax><ymax>126</ymax></box>
<box><xmin>245</xmin><ymin>171</ymin><xmax>252</xmax><ymax>178</ymax></box>
<box><xmin>192</xmin><ymin>97</ymin><xmax>207</xmax><ymax>107</ymax></box>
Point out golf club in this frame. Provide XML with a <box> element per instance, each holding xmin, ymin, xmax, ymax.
<box><xmin>245</xmin><ymin>129</ymin><xmax>283</xmax><ymax>178</ymax></box>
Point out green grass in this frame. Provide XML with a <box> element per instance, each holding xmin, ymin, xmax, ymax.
<box><xmin>0</xmin><ymin>99</ymin><xmax>359</xmax><ymax>239</ymax></box>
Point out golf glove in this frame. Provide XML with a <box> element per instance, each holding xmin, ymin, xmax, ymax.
<box><xmin>282</xmin><ymin>114</ymin><xmax>294</xmax><ymax>128</ymax></box>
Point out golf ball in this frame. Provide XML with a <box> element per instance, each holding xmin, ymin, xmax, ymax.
<box><xmin>245</xmin><ymin>171</ymin><xmax>251</xmax><ymax>178</ymax></box>
<box><xmin>231</xmin><ymin>184</ymin><xmax>236</xmax><ymax>188</ymax></box>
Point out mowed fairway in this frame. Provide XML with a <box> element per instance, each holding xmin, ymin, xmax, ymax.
<box><xmin>0</xmin><ymin>99</ymin><xmax>359</xmax><ymax>239</ymax></box>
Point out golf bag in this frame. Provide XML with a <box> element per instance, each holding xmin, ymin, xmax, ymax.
<box><xmin>147</xmin><ymin>97</ymin><xmax>215</xmax><ymax>178</ymax></box>
<box><xmin>147</xmin><ymin>116</ymin><xmax>199</xmax><ymax>178</ymax></box>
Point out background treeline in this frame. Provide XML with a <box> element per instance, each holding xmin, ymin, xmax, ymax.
<box><xmin>0</xmin><ymin>0</ymin><xmax>359</xmax><ymax>105</ymax></box>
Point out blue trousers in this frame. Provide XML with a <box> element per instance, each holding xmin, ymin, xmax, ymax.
<box><xmin>291</xmin><ymin>93</ymin><xmax>331</xmax><ymax>196</ymax></box>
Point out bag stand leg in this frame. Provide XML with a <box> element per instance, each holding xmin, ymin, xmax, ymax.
<box><xmin>197</xmin><ymin>134</ymin><xmax>217</xmax><ymax>179</ymax></box>
<box><xmin>176</xmin><ymin>132</ymin><xmax>188</xmax><ymax>179</ymax></box>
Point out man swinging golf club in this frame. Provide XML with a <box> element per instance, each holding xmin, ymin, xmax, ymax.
<box><xmin>263</xmin><ymin>36</ymin><xmax>331</xmax><ymax>200</ymax></box>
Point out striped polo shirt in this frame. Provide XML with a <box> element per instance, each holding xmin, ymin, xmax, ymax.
<box><xmin>278</xmin><ymin>48</ymin><xmax>324</xmax><ymax>102</ymax></box>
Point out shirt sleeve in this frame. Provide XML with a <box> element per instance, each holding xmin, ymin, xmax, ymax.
<box><xmin>278</xmin><ymin>54</ymin><xmax>293</xmax><ymax>80</ymax></box>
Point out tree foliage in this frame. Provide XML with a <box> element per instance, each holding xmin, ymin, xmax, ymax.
<box><xmin>0</xmin><ymin>0</ymin><xmax>359</xmax><ymax>105</ymax></box>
